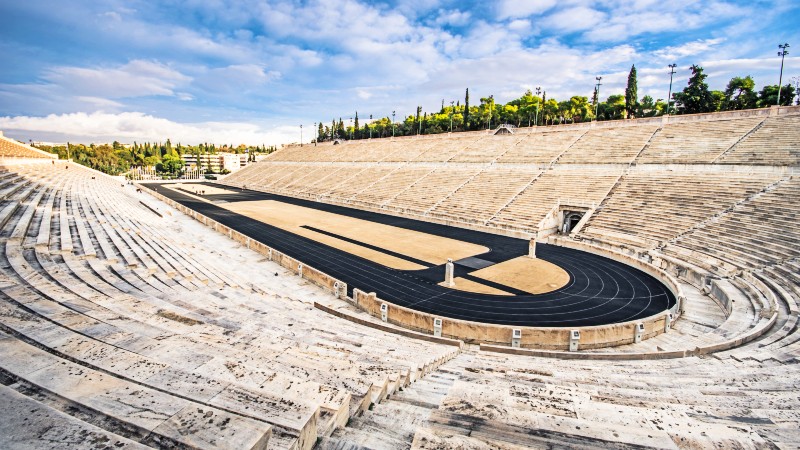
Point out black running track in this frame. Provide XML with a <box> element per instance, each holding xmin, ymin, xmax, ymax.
<box><xmin>147</xmin><ymin>183</ymin><xmax>675</xmax><ymax>327</ymax></box>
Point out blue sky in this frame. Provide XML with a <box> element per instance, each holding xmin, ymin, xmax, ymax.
<box><xmin>0</xmin><ymin>0</ymin><xmax>798</xmax><ymax>145</ymax></box>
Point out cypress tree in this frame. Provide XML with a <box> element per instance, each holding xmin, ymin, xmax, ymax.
<box><xmin>464</xmin><ymin>88</ymin><xmax>470</xmax><ymax>131</ymax></box>
<box><xmin>625</xmin><ymin>65</ymin><xmax>638</xmax><ymax>119</ymax></box>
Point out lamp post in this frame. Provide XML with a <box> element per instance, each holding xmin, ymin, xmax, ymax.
<box><xmin>594</xmin><ymin>76</ymin><xmax>602</xmax><ymax>119</ymax></box>
<box><xmin>666</xmin><ymin>63</ymin><xmax>677</xmax><ymax>115</ymax></box>
<box><xmin>777</xmin><ymin>43</ymin><xmax>790</xmax><ymax>107</ymax></box>
<box><xmin>349</xmin><ymin>117</ymin><xmax>353</xmax><ymax>140</ymax></box>
<box><xmin>449</xmin><ymin>101</ymin><xmax>454</xmax><ymax>132</ymax></box>
<box><xmin>300</xmin><ymin>124</ymin><xmax>303</xmax><ymax>147</ymax></box>
<box><xmin>313</xmin><ymin>122</ymin><xmax>316</xmax><ymax>146</ymax></box>
<box><xmin>369</xmin><ymin>114</ymin><xmax>373</xmax><ymax>139</ymax></box>
<box><xmin>535</xmin><ymin>86</ymin><xmax>541</xmax><ymax>126</ymax></box>
<box><xmin>392</xmin><ymin>111</ymin><xmax>396</xmax><ymax>138</ymax></box>
<box><xmin>487</xmin><ymin>95</ymin><xmax>493</xmax><ymax>130</ymax></box>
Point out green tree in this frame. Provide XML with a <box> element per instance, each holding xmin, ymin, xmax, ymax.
<box><xmin>757</xmin><ymin>84</ymin><xmax>797</xmax><ymax>107</ymax></box>
<box><xmin>158</xmin><ymin>152</ymin><xmax>183</xmax><ymax>175</ymax></box>
<box><xmin>711</xmin><ymin>90</ymin><xmax>725</xmax><ymax>112</ymax></box>
<box><xmin>625</xmin><ymin>65</ymin><xmax>638</xmax><ymax>119</ymax></box>
<box><xmin>637</xmin><ymin>95</ymin><xmax>659</xmax><ymax>117</ymax></box>
<box><xmin>674</xmin><ymin>65</ymin><xmax>714</xmax><ymax>114</ymax></box>
<box><xmin>722</xmin><ymin>76</ymin><xmax>757</xmax><ymax>110</ymax></box>
<box><xmin>464</xmin><ymin>88</ymin><xmax>470</xmax><ymax>130</ymax></box>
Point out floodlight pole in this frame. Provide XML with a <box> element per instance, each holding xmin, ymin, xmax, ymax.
<box><xmin>392</xmin><ymin>111</ymin><xmax>396</xmax><ymax>138</ymax></box>
<box><xmin>300</xmin><ymin>124</ymin><xmax>303</xmax><ymax>147</ymax></box>
<box><xmin>450</xmin><ymin>101</ymin><xmax>454</xmax><ymax>132</ymax></box>
<box><xmin>535</xmin><ymin>87</ymin><xmax>541</xmax><ymax>126</ymax></box>
<box><xmin>487</xmin><ymin>95</ymin><xmax>493</xmax><ymax>130</ymax></box>
<box><xmin>667</xmin><ymin>64</ymin><xmax>677</xmax><ymax>115</ymax></box>
<box><xmin>369</xmin><ymin>114</ymin><xmax>373</xmax><ymax>139</ymax></box>
<box><xmin>313</xmin><ymin>122</ymin><xmax>317</xmax><ymax>146</ymax></box>
<box><xmin>777</xmin><ymin>43</ymin><xmax>790</xmax><ymax>106</ymax></box>
<box><xmin>594</xmin><ymin>77</ymin><xmax>602</xmax><ymax>119</ymax></box>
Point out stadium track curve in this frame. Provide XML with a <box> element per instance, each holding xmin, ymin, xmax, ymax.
<box><xmin>147</xmin><ymin>183</ymin><xmax>675</xmax><ymax>327</ymax></box>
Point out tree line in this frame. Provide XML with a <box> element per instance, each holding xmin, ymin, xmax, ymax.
<box><xmin>316</xmin><ymin>65</ymin><xmax>798</xmax><ymax>141</ymax></box>
<box><xmin>33</xmin><ymin>140</ymin><xmax>276</xmax><ymax>176</ymax></box>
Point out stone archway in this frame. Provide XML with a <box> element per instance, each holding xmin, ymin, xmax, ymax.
<box><xmin>562</xmin><ymin>211</ymin><xmax>585</xmax><ymax>234</ymax></box>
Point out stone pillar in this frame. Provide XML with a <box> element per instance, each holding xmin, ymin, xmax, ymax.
<box><xmin>528</xmin><ymin>238</ymin><xmax>537</xmax><ymax>258</ymax></box>
<box><xmin>445</xmin><ymin>258</ymin><xmax>455</xmax><ymax>287</ymax></box>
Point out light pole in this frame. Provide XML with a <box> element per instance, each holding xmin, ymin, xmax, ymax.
<box><xmin>666</xmin><ymin>64</ymin><xmax>677</xmax><ymax>115</ymax></box>
<box><xmin>300</xmin><ymin>124</ymin><xmax>303</xmax><ymax>147</ymax></box>
<box><xmin>369</xmin><ymin>114</ymin><xmax>373</xmax><ymax>139</ymax></box>
<box><xmin>392</xmin><ymin>111</ymin><xmax>396</xmax><ymax>138</ymax></box>
<box><xmin>449</xmin><ymin>101</ymin><xmax>454</xmax><ymax>132</ymax></box>
<box><xmin>487</xmin><ymin>95</ymin><xmax>493</xmax><ymax>130</ymax></box>
<box><xmin>313</xmin><ymin>122</ymin><xmax>316</xmax><ymax>146</ymax></box>
<box><xmin>535</xmin><ymin>86</ymin><xmax>541</xmax><ymax>126</ymax></box>
<box><xmin>594</xmin><ymin>77</ymin><xmax>602</xmax><ymax>119</ymax></box>
<box><xmin>777</xmin><ymin>43</ymin><xmax>790</xmax><ymax>106</ymax></box>
<box><xmin>349</xmin><ymin>117</ymin><xmax>353</xmax><ymax>140</ymax></box>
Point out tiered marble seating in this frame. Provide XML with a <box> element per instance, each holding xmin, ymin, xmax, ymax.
<box><xmin>349</xmin><ymin>166</ymin><xmax>433</xmax><ymax>206</ymax></box>
<box><xmin>0</xmin><ymin>134</ymin><xmax>57</xmax><ymax>159</ymax></box>
<box><xmin>429</xmin><ymin>167</ymin><xmax>542</xmax><ymax>225</ymax></box>
<box><xmin>580</xmin><ymin>171</ymin><xmax>781</xmax><ymax>248</ymax></box>
<box><xmin>0</xmin><ymin>161</ymin><xmax>460</xmax><ymax>449</ymax></box>
<box><xmin>717</xmin><ymin>114</ymin><xmax>800</xmax><ymax>166</ymax></box>
<box><xmin>494</xmin><ymin>129</ymin><xmax>585</xmax><ymax>164</ymax></box>
<box><xmin>664</xmin><ymin>177</ymin><xmax>800</xmax><ymax>270</ymax></box>
<box><xmin>384</xmin><ymin>167</ymin><xmax>480</xmax><ymax>214</ymax></box>
<box><xmin>488</xmin><ymin>167</ymin><xmax>622</xmax><ymax>232</ymax></box>
<box><xmin>558</xmin><ymin>124</ymin><xmax>659</xmax><ymax>164</ymax></box>
<box><xmin>637</xmin><ymin>117</ymin><xmax>764</xmax><ymax>163</ymax></box>
<box><xmin>402</xmin><ymin>347</ymin><xmax>799</xmax><ymax>449</ymax></box>
<box><xmin>449</xmin><ymin>134</ymin><xmax>524</xmax><ymax>163</ymax></box>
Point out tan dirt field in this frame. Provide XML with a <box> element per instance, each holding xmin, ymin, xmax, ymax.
<box><xmin>469</xmin><ymin>256</ymin><xmax>570</xmax><ymax>294</ymax></box>
<box><xmin>438</xmin><ymin>277</ymin><xmax>512</xmax><ymax>296</ymax></box>
<box><xmin>220</xmin><ymin>199</ymin><xmax>489</xmax><ymax>271</ymax></box>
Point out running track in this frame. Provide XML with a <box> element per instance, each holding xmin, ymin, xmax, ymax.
<box><xmin>147</xmin><ymin>183</ymin><xmax>675</xmax><ymax>327</ymax></box>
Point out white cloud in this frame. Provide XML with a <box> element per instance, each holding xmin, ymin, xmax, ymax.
<box><xmin>496</xmin><ymin>0</ymin><xmax>558</xmax><ymax>20</ymax></box>
<box><xmin>193</xmin><ymin>64</ymin><xmax>280</xmax><ymax>95</ymax></box>
<box><xmin>42</xmin><ymin>60</ymin><xmax>190</xmax><ymax>98</ymax></box>
<box><xmin>653</xmin><ymin>38</ymin><xmax>726</xmax><ymax>60</ymax></box>
<box><xmin>0</xmin><ymin>111</ymin><xmax>295</xmax><ymax>146</ymax></box>
<box><xmin>546</xmin><ymin>7</ymin><xmax>606</xmax><ymax>33</ymax></box>
<box><xmin>433</xmin><ymin>9</ymin><xmax>471</xmax><ymax>27</ymax></box>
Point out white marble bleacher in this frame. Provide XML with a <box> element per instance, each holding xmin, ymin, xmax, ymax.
<box><xmin>384</xmin><ymin>167</ymin><xmax>480</xmax><ymax>215</ymax></box>
<box><xmin>348</xmin><ymin>166</ymin><xmax>434</xmax><ymax>207</ymax></box>
<box><xmin>558</xmin><ymin>124</ymin><xmax>659</xmax><ymax>164</ymax></box>
<box><xmin>637</xmin><ymin>117</ymin><xmax>764</xmax><ymax>164</ymax></box>
<box><xmin>494</xmin><ymin>128</ymin><xmax>585</xmax><ymax>164</ymax></box>
<box><xmin>448</xmin><ymin>134</ymin><xmax>523</xmax><ymax>163</ymax></box>
<box><xmin>488</xmin><ymin>167</ymin><xmax>621</xmax><ymax>232</ymax></box>
<box><xmin>717</xmin><ymin>114</ymin><xmax>800</xmax><ymax>166</ymax></box>
<box><xmin>665</xmin><ymin>177</ymin><xmax>800</xmax><ymax>271</ymax></box>
<box><xmin>428</xmin><ymin>167</ymin><xmax>542</xmax><ymax>225</ymax></box>
<box><xmin>580</xmin><ymin>171</ymin><xmax>781</xmax><ymax>248</ymax></box>
<box><xmin>0</xmin><ymin>134</ymin><xmax>58</xmax><ymax>159</ymax></box>
<box><xmin>0</xmin><ymin>161</ymin><xmax>460</xmax><ymax>449</ymax></box>
<box><xmin>407</xmin><ymin>348</ymin><xmax>798</xmax><ymax>449</ymax></box>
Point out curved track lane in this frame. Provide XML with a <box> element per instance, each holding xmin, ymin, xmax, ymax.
<box><xmin>148</xmin><ymin>183</ymin><xmax>675</xmax><ymax>327</ymax></box>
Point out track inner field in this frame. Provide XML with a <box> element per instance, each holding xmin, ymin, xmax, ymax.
<box><xmin>147</xmin><ymin>182</ymin><xmax>676</xmax><ymax>327</ymax></box>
